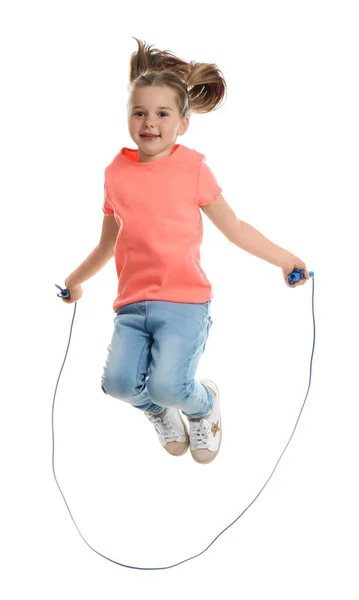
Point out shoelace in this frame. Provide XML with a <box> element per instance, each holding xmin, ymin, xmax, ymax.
<box><xmin>147</xmin><ymin>410</ymin><xmax>179</xmax><ymax>442</ymax></box>
<box><xmin>188</xmin><ymin>418</ymin><xmax>212</xmax><ymax>449</ymax></box>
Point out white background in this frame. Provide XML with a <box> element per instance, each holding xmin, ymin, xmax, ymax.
<box><xmin>1</xmin><ymin>1</ymin><xmax>358</xmax><ymax>598</ymax></box>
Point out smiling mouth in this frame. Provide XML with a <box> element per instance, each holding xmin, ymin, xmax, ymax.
<box><xmin>140</xmin><ymin>134</ymin><xmax>159</xmax><ymax>138</ymax></box>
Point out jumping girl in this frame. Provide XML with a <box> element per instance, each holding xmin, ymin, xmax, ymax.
<box><xmin>62</xmin><ymin>37</ymin><xmax>309</xmax><ymax>465</ymax></box>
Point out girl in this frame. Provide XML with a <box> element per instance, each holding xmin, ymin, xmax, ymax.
<box><xmin>62</xmin><ymin>37</ymin><xmax>309</xmax><ymax>466</ymax></box>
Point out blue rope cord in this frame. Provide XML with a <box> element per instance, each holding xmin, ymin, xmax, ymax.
<box><xmin>52</xmin><ymin>274</ymin><xmax>315</xmax><ymax>570</ymax></box>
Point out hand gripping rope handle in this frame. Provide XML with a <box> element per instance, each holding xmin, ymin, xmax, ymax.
<box><xmin>52</xmin><ymin>268</ymin><xmax>315</xmax><ymax>570</ymax></box>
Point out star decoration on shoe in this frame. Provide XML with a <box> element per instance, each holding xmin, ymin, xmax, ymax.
<box><xmin>211</xmin><ymin>421</ymin><xmax>220</xmax><ymax>437</ymax></box>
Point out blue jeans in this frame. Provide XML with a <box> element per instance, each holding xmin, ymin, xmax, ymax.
<box><xmin>101</xmin><ymin>300</ymin><xmax>214</xmax><ymax>418</ymax></box>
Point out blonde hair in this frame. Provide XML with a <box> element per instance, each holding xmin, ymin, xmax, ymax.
<box><xmin>128</xmin><ymin>37</ymin><xmax>227</xmax><ymax>117</ymax></box>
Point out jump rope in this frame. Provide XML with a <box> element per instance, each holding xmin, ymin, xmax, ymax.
<box><xmin>53</xmin><ymin>268</ymin><xmax>315</xmax><ymax>570</ymax></box>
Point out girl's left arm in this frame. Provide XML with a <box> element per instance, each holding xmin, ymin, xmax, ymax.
<box><xmin>201</xmin><ymin>193</ymin><xmax>310</xmax><ymax>288</ymax></box>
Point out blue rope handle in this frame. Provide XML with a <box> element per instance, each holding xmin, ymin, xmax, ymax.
<box><xmin>55</xmin><ymin>284</ymin><xmax>70</xmax><ymax>299</ymax></box>
<box><xmin>288</xmin><ymin>269</ymin><xmax>314</xmax><ymax>286</ymax></box>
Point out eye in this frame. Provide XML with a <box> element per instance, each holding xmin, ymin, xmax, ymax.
<box><xmin>133</xmin><ymin>111</ymin><xmax>169</xmax><ymax>117</ymax></box>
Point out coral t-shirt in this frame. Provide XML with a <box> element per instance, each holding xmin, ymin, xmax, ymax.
<box><xmin>103</xmin><ymin>143</ymin><xmax>222</xmax><ymax>312</ymax></box>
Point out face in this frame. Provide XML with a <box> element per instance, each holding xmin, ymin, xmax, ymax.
<box><xmin>128</xmin><ymin>86</ymin><xmax>190</xmax><ymax>162</ymax></box>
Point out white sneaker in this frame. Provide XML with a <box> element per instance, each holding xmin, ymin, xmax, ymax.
<box><xmin>187</xmin><ymin>379</ymin><xmax>222</xmax><ymax>464</ymax></box>
<box><xmin>145</xmin><ymin>407</ymin><xmax>189</xmax><ymax>456</ymax></box>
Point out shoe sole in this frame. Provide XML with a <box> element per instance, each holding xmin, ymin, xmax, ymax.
<box><xmin>191</xmin><ymin>430</ymin><xmax>222</xmax><ymax>464</ymax></box>
<box><xmin>163</xmin><ymin>410</ymin><xmax>189</xmax><ymax>457</ymax></box>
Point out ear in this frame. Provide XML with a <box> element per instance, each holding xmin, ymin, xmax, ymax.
<box><xmin>178</xmin><ymin>116</ymin><xmax>190</xmax><ymax>136</ymax></box>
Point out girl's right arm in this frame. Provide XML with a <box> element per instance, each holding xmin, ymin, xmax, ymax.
<box><xmin>62</xmin><ymin>215</ymin><xmax>119</xmax><ymax>304</ymax></box>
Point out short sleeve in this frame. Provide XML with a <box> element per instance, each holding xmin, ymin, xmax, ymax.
<box><xmin>197</xmin><ymin>158</ymin><xmax>222</xmax><ymax>207</ymax></box>
<box><xmin>102</xmin><ymin>179</ymin><xmax>114</xmax><ymax>216</ymax></box>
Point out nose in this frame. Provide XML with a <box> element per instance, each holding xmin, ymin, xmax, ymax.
<box><xmin>144</xmin><ymin>114</ymin><xmax>155</xmax><ymax>128</ymax></box>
